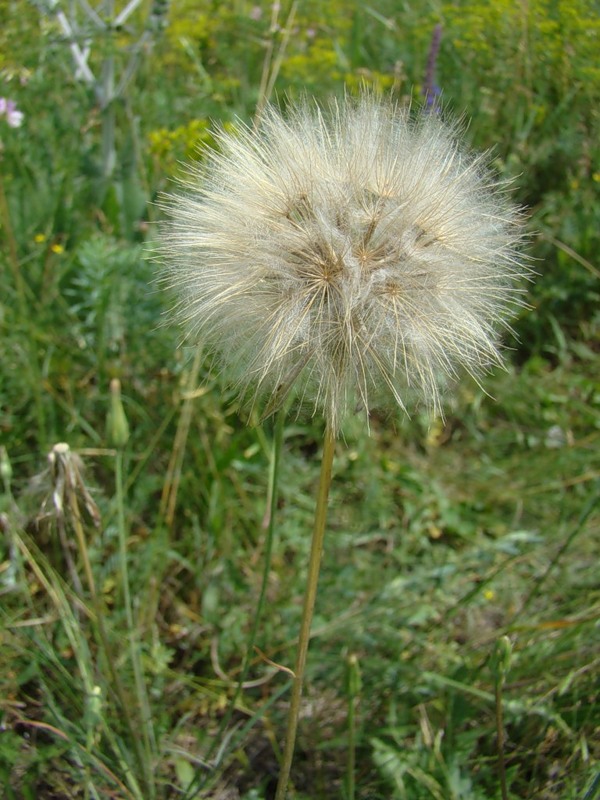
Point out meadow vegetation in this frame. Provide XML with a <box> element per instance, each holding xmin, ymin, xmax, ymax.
<box><xmin>0</xmin><ymin>0</ymin><xmax>598</xmax><ymax>798</ymax></box>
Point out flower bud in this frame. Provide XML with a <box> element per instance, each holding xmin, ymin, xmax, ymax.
<box><xmin>491</xmin><ymin>634</ymin><xmax>513</xmax><ymax>684</ymax></box>
<box><xmin>106</xmin><ymin>379</ymin><xmax>130</xmax><ymax>449</ymax></box>
<box><xmin>0</xmin><ymin>446</ymin><xmax>12</xmax><ymax>491</ymax></box>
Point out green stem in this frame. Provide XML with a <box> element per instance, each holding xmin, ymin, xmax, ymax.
<box><xmin>66</xmin><ymin>488</ymin><xmax>145</xmax><ymax>799</ymax></box>
<box><xmin>495</xmin><ymin>678</ymin><xmax>508</xmax><ymax>800</ymax></box>
<box><xmin>275</xmin><ymin>426</ymin><xmax>336</xmax><ymax>800</ymax></box>
<box><xmin>160</xmin><ymin>347</ymin><xmax>203</xmax><ymax>530</ymax></box>
<box><xmin>231</xmin><ymin>409</ymin><xmax>286</xmax><ymax>701</ymax></box>
<box><xmin>347</xmin><ymin>699</ymin><xmax>356</xmax><ymax>800</ymax></box>
<box><xmin>186</xmin><ymin>411</ymin><xmax>287</xmax><ymax>798</ymax></box>
<box><xmin>115</xmin><ymin>450</ymin><xmax>156</xmax><ymax>798</ymax></box>
<box><xmin>346</xmin><ymin>654</ymin><xmax>359</xmax><ymax>800</ymax></box>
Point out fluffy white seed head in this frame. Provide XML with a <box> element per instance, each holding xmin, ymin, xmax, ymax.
<box><xmin>159</xmin><ymin>94</ymin><xmax>529</xmax><ymax>433</ymax></box>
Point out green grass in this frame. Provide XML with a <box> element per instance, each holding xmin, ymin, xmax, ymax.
<box><xmin>1</xmin><ymin>0</ymin><xmax>599</xmax><ymax>797</ymax></box>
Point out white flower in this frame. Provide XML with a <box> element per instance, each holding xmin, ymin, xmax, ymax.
<box><xmin>0</xmin><ymin>98</ymin><xmax>24</xmax><ymax>128</ymax></box>
<box><xmin>159</xmin><ymin>93</ymin><xmax>529</xmax><ymax>433</ymax></box>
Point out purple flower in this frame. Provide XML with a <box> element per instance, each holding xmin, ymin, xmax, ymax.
<box><xmin>0</xmin><ymin>98</ymin><xmax>24</xmax><ymax>128</ymax></box>
<box><xmin>422</xmin><ymin>24</ymin><xmax>443</xmax><ymax>111</ymax></box>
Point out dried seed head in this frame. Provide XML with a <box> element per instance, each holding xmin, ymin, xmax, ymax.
<box><xmin>159</xmin><ymin>93</ymin><xmax>529</xmax><ymax>433</ymax></box>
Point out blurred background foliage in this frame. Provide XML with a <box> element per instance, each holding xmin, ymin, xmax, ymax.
<box><xmin>1</xmin><ymin>0</ymin><xmax>598</xmax><ymax>798</ymax></box>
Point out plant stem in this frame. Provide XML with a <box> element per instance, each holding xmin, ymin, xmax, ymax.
<box><xmin>115</xmin><ymin>450</ymin><xmax>156</xmax><ymax>798</ymax></box>
<box><xmin>495</xmin><ymin>680</ymin><xmax>508</xmax><ymax>800</ymax></box>
<box><xmin>227</xmin><ymin>409</ymin><xmax>286</xmax><ymax>708</ymax></box>
<box><xmin>160</xmin><ymin>347</ymin><xmax>203</xmax><ymax>531</ymax></box>
<box><xmin>275</xmin><ymin>426</ymin><xmax>336</xmax><ymax>800</ymax></box>
<box><xmin>185</xmin><ymin>411</ymin><xmax>287</xmax><ymax>799</ymax></box>
<box><xmin>67</xmin><ymin>488</ymin><xmax>146</xmax><ymax>799</ymax></box>
<box><xmin>346</xmin><ymin>654</ymin><xmax>359</xmax><ymax>800</ymax></box>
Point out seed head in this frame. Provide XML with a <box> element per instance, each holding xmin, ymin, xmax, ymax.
<box><xmin>159</xmin><ymin>93</ymin><xmax>529</xmax><ymax>433</ymax></box>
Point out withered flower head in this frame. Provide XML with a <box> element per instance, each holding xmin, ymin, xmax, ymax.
<box><xmin>159</xmin><ymin>93</ymin><xmax>529</xmax><ymax>432</ymax></box>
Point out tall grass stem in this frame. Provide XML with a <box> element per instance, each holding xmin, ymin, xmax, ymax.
<box><xmin>495</xmin><ymin>678</ymin><xmax>508</xmax><ymax>800</ymax></box>
<box><xmin>115</xmin><ymin>449</ymin><xmax>156</xmax><ymax>798</ymax></box>
<box><xmin>160</xmin><ymin>347</ymin><xmax>203</xmax><ymax>531</ymax></box>
<box><xmin>67</xmin><ymin>481</ymin><xmax>146</xmax><ymax>797</ymax></box>
<box><xmin>186</xmin><ymin>410</ymin><xmax>287</xmax><ymax>798</ymax></box>
<box><xmin>492</xmin><ymin>636</ymin><xmax>512</xmax><ymax>800</ymax></box>
<box><xmin>346</xmin><ymin>654</ymin><xmax>360</xmax><ymax>800</ymax></box>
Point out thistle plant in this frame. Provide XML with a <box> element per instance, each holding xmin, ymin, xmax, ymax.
<box><xmin>158</xmin><ymin>92</ymin><xmax>528</xmax><ymax>797</ymax></box>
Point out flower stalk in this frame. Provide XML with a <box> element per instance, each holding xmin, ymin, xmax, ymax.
<box><xmin>157</xmin><ymin>91</ymin><xmax>529</xmax><ymax>795</ymax></box>
<box><xmin>275</xmin><ymin>426</ymin><xmax>336</xmax><ymax>800</ymax></box>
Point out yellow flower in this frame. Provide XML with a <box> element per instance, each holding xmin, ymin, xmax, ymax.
<box><xmin>34</xmin><ymin>233</ymin><xmax>46</xmax><ymax>243</ymax></box>
<box><xmin>51</xmin><ymin>243</ymin><xmax>64</xmax><ymax>254</ymax></box>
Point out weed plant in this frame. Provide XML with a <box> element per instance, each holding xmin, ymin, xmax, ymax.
<box><xmin>1</xmin><ymin>0</ymin><xmax>598</xmax><ymax>798</ymax></box>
